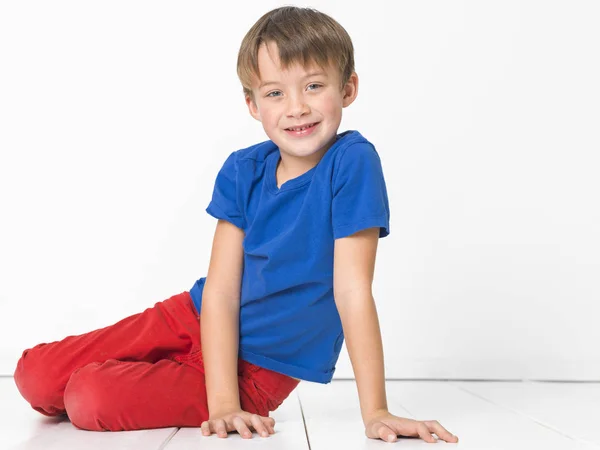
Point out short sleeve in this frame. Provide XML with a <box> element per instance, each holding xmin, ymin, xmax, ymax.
<box><xmin>332</xmin><ymin>143</ymin><xmax>391</xmax><ymax>239</ymax></box>
<box><xmin>205</xmin><ymin>151</ymin><xmax>245</xmax><ymax>230</ymax></box>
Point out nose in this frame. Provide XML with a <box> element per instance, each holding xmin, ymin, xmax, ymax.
<box><xmin>286</xmin><ymin>94</ymin><xmax>310</xmax><ymax>118</ymax></box>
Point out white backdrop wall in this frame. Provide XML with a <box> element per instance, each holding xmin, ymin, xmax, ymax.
<box><xmin>1</xmin><ymin>1</ymin><xmax>598</xmax><ymax>380</ymax></box>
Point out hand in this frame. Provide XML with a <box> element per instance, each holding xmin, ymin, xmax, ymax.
<box><xmin>200</xmin><ymin>409</ymin><xmax>275</xmax><ymax>439</ymax></box>
<box><xmin>364</xmin><ymin>409</ymin><xmax>459</xmax><ymax>444</ymax></box>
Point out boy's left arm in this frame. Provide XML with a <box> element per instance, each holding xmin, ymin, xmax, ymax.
<box><xmin>333</xmin><ymin>227</ymin><xmax>459</xmax><ymax>444</ymax></box>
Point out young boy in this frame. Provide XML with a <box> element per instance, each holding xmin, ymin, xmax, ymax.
<box><xmin>14</xmin><ymin>6</ymin><xmax>458</xmax><ymax>444</ymax></box>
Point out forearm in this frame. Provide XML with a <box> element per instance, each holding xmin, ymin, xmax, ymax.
<box><xmin>200</xmin><ymin>296</ymin><xmax>241</xmax><ymax>415</ymax></box>
<box><xmin>336</xmin><ymin>290</ymin><xmax>388</xmax><ymax>423</ymax></box>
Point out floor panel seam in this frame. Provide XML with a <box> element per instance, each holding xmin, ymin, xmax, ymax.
<box><xmin>297</xmin><ymin>393</ymin><xmax>312</xmax><ymax>450</ymax></box>
<box><xmin>454</xmin><ymin>383</ymin><xmax>597</xmax><ymax>446</ymax></box>
<box><xmin>157</xmin><ymin>427</ymin><xmax>180</xmax><ymax>450</ymax></box>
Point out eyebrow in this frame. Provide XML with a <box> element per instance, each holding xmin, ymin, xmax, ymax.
<box><xmin>259</xmin><ymin>71</ymin><xmax>327</xmax><ymax>89</ymax></box>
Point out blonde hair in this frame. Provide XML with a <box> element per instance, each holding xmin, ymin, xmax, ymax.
<box><xmin>237</xmin><ymin>6</ymin><xmax>355</xmax><ymax>103</ymax></box>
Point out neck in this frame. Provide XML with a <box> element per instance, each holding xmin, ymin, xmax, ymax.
<box><xmin>278</xmin><ymin>134</ymin><xmax>338</xmax><ymax>177</ymax></box>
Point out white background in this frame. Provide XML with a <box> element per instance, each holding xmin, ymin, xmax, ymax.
<box><xmin>1</xmin><ymin>1</ymin><xmax>598</xmax><ymax>380</ymax></box>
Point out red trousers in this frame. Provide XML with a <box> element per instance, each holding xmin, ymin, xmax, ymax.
<box><xmin>13</xmin><ymin>291</ymin><xmax>299</xmax><ymax>431</ymax></box>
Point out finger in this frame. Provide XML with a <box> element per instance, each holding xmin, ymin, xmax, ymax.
<box><xmin>265</xmin><ymin>418</ymin><xmax>275</xmax><ymax>434</ymax></box>
<box><xmin>264</xmin><ymin>416</ymin><xmax>275</xmax><ymax>435</ymax></box>
<box><xmin>417</xmin><ymin>422</ymin><xmax>437</xmax><ymax>443</ymax></box>
<box><xmin>377</xmin><ymin>423</ymin><xmax>397</xmax><ymax>443</ymax></box>
<box><xmin>426</xmin><ymin>420</ymin><xmax>459</xmax><ymax>443</ymax></box>
<box><xmin>215</xmin><ymin>419</ymin><xmax>228</xmax><ymax>438</ymax></box>
<box><xmin>259</xmin><ymin>415</ymin><xmax>275</xmax><ymax>434</ymax></box>
<box><xmin>233</xmin><ymin>415</ymin><xmax>252</xmax><ymax>439</ymax></box>
<box><xmin>250</xmin><ymin>414</ymin><xmax>270</xmax><ymax>438</ymax></box>
<box><xmin>200</xmin><ymin>421</ymin><xmax>211</xmax><ymax>436</ymax></box>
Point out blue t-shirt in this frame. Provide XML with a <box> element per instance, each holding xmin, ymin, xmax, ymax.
<box><xmin>190</xmin><ymin>130</ymin><xmax>391</xmax><ymax>383</ymax></box>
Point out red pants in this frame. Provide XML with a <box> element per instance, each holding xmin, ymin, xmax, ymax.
<box><xmin>13</xmin><ymin>291</ymin><xmax>299</xmax><ymax>431</ymax></box>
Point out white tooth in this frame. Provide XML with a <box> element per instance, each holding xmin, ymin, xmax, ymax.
<box><xmin>291</xmin><ymin>124</ymin><xmax>312</xmax><ymax>131</ymax></box>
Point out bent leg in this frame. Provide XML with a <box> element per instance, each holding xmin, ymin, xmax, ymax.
<box><xmin>14</xmin><ymin>291</ymin><xmax>199</xmax><ymax>416</ymax></box>
<box><xmin>63</xmin><ymin>358</ymin><xmax>268</xmax><ymax>431</ymax></box>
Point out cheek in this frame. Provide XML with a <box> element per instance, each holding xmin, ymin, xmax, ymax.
<box><xmin>264</xmin><ymin>113</ymin><xmax>279</xmax><ymax>126</ymax></box>
<box><xmin>260</xmin><ymin>107</ymin><xmax>281</xmax><ymax>125</ymax></box>
<box><xmin>316</xmin><ymin>95</ymin><xmax>340</xmax><ymax>114</ymax></box>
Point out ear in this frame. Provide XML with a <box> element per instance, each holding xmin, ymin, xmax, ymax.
<box><xmin>342</xmin><ymin>72</ymin><xmax>359</xmax><ymax>108</ymax></box>
<box><xmin>245</xmin><ymin>94</ymin><xmax>262</xmax><ymax>122</ymax></box>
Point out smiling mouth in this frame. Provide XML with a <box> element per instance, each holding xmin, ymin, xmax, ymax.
<box><xmin>285</xmin><ymin>122</ymin><xmax>319</xmax><ymax>131</ymax></box>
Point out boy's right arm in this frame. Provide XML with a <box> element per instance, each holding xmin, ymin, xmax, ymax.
<box><xmin>201</xmin><ymin>219</ymin><xmax>245</xmax><ymax>415</ymax></box>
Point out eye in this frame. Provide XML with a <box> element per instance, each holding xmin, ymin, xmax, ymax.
<box><xmin>266</xmin><ymin>84</ymin><xmax>322</xmax><ymax>98</ymax></box>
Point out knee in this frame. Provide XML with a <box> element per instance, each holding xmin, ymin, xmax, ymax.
<box><xmin>64</xmin><ymin>361</ymin><xmax>117</xmax><ymax>431</ymax></box>
<box><xmin>13</xmin><ymin>344</ymin><xmax>59</xmax><ymax>409</ymax></box>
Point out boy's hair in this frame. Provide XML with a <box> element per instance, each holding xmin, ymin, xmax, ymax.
<box><xmin>237</xmin><ymin>6</ymin><xmax>355</xmax><ymax>104</ymax></box>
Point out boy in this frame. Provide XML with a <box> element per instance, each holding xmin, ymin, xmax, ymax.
<box><xmin>198</xmin><ymin>6</ymin><xmax>459</xmax><ymax>444</ymax></box>
<box><xmin>14</xmin><ymin>5</ymin><xmax>459</xmax><ymax>444</ymax></box>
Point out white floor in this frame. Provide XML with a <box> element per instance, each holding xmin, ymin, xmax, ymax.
<box><xmin>1</xmin><ymin>377</ymin><xmax>599</xmax><ymax>449</ymax></box>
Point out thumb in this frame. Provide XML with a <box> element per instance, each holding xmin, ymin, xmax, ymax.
<box><xmin>368</xmin><ymin>421</ymin><xmax>397</xmax><ymax>442</ymax></box>
<box><xmin>242</xmin><ymin>411</ymin><xmax>275</xmax><ymax>428</ymax></box>
<box><xmin>257</xmin><ymin>413</ymin><xmax>275</xmax><ymax>427</ymax></box>
<box><xmin>380</xmin><ymin>424</ymin><xmax>398</xmax><ymax>443</ymax></box>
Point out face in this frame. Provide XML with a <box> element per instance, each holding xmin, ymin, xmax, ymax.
<box><xmin>246</xmin><ymin>41</ymin><xmax>358</xmax><ymax>163</ymax></box>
